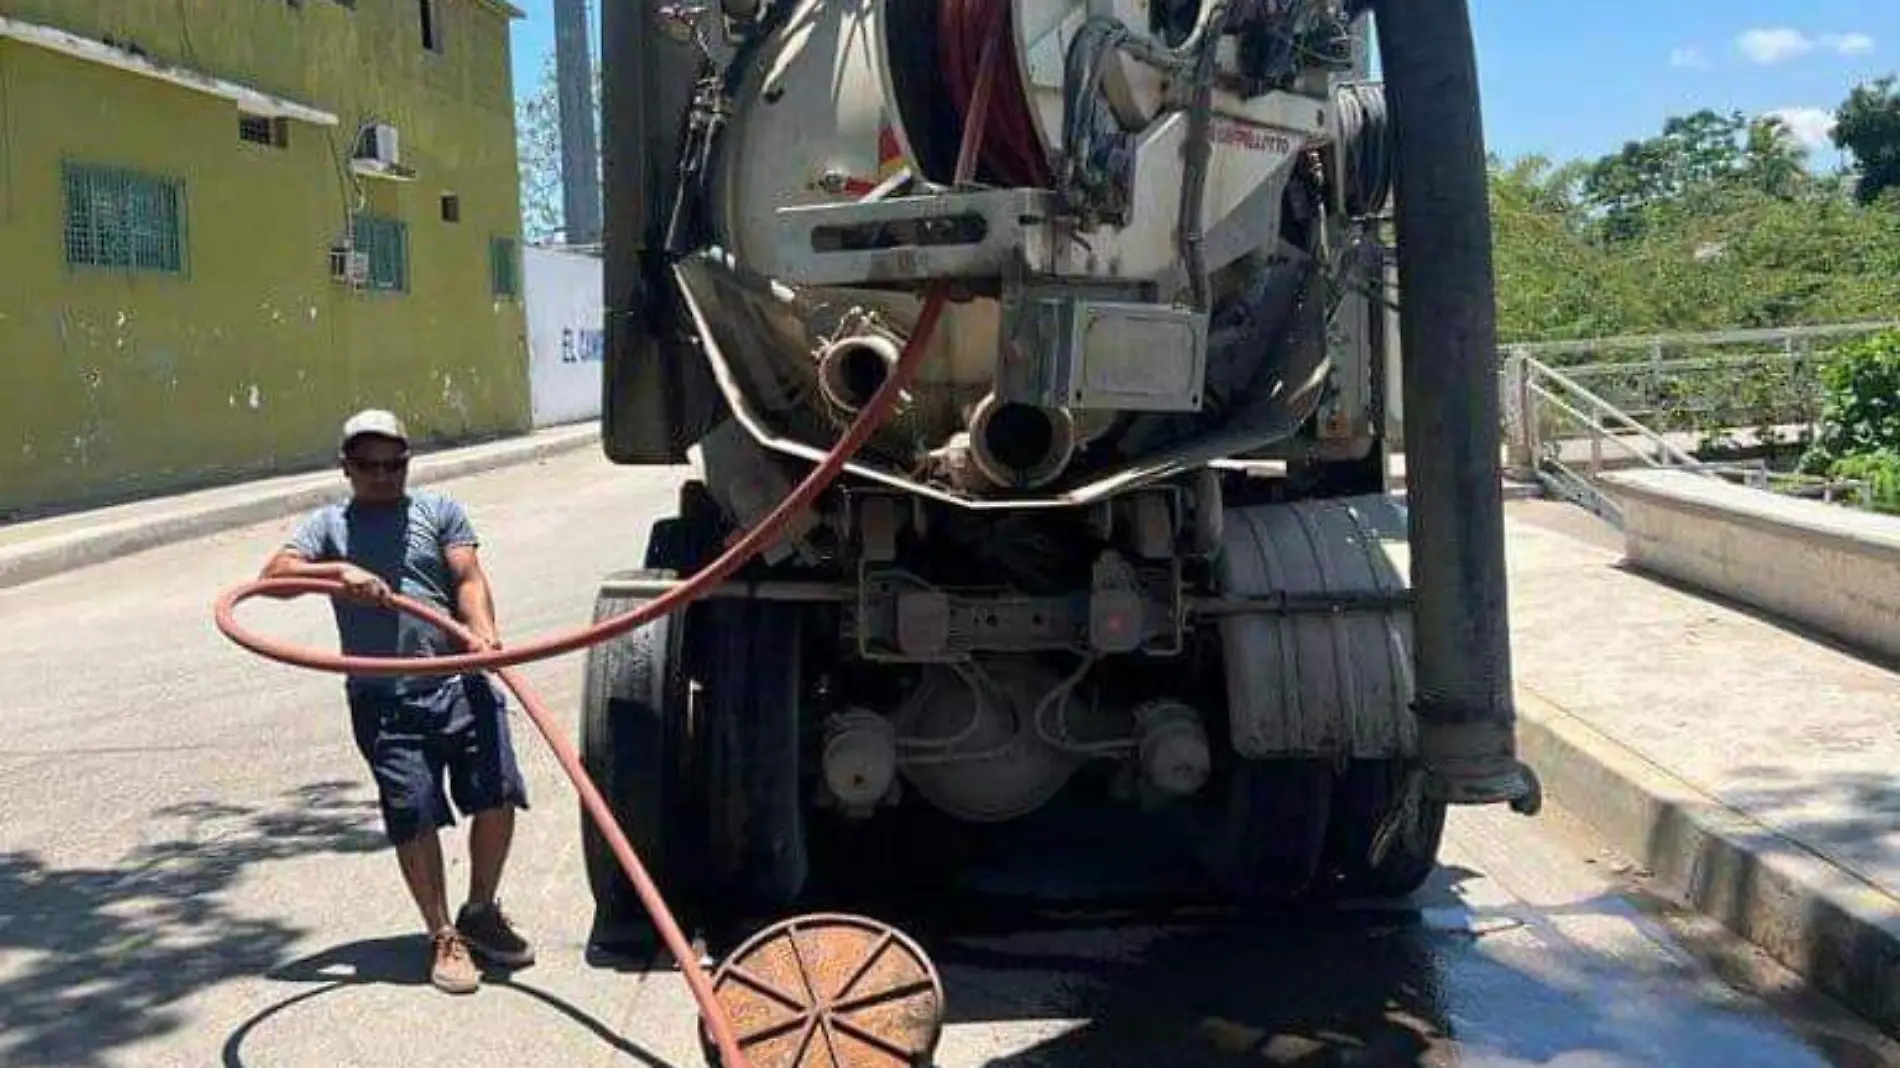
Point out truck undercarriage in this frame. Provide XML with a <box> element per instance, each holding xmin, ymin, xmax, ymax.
<box><xmin>582</xmin><ymin>0</ymin><xmax>1539</xmax><ymax>953</ymax></box>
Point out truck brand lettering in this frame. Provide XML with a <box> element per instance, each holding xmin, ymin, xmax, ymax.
<box><xmin>1211</xmin><ymin>122</ymin><xmax>1296</xmax><ymax>154</ymax></box>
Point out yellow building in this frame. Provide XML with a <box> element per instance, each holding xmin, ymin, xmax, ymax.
<box><xmin>0</xmin><ymin>0</ymin><xmax>532</xmax><ymax>519</ymax></box>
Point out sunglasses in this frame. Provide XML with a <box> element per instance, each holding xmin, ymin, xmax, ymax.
<box><xmin>344</xmin><ymin>456</ymin><xmax>410</xmax><ymax>474</ymax></box>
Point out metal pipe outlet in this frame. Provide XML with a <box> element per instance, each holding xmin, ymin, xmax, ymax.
<box><xmin>816</xmin><ymin>333</ymin><xmax>903</xmax><ymax>412</ymax></box>
<box><xmin>967</xmin><ymin>393</ymin><xmax>1077</xmax><ymax>490</ymax></box>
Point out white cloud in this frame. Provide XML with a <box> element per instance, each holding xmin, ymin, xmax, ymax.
<box><xmin>1738</xmin><ymin>27</ymin><xmax>1817</xmax><ymax>64</ymax></box>
<box><xmin>1765</xmin><ymin>106</ymin><xmax>1839</xmax><ymax>150</ymax></box>
<box><xmin>1736</xmin><ymin>28</ymin><xmax>1875</xmax><ymax>64</ymax></box>
<box><xmin>1669</xmin><ymin>46</ymin><xmax>1711</xmax><ymax>69</ymax></box>
<box><xmin>1823</xmin><ymin>32</ymin><xmax>1876</xmax><ymax>55</ymax></box>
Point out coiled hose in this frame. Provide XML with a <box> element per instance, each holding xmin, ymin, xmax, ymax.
<box><xmin>213</xmin><ymin>10</ymin><xmax>1011</xmax><ymax>1063</ymax></box>
<box><xmin>940</xmin><ymin>0</ymin><xmax>1049</xmax><ymax>187</ymax></box>
<box><xmin>216</xmin><ymin>284</ymin><xmax>945</xmax><ymax>1068</ymax></box>
<box><xmin>1334</xmin><ymin>80</ymin><xmax>1393</xmax><ymax>218</ymax></box>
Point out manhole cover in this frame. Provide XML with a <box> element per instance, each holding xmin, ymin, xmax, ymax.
<box><xmin>703</xmin><ymin>913</ymin><xmax>945</xmax><ymax>1067</ymax></box>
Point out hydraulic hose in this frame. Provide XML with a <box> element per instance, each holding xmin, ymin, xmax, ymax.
<box><xmin>214</xmin><ymin>287</ymin><xmax>945</xmax><ymax>1068</ymax></box>
<box><xmin>215</xmin><ymin>287</ymin><xmax>948</xmax><ymax>682</ymax></box>
<box><xmin>215</xmin><ymin>18</ymin><xmax>1004</xmax><ymax>1065</ymax></box>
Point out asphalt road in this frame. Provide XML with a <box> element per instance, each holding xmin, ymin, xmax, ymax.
<box><xmin>1</xmin><ymin>449</ymin><xmax>1893</xmax><ymax>1068</ymax></box>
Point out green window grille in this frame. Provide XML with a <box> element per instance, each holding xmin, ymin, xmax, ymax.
<box><xmin>489</xmin><ymin>236</ymin><xmax>519</xmax><ymax>298</ymax></box>
<box><xmin>352</xmin><ymin>214</ymin><xmax>408</xmax><ymax>292</ymax></box>
<box><xmin>62</xmin><ymin>163</ymin><xmax>185</xmax><ymax>274</ymax></box>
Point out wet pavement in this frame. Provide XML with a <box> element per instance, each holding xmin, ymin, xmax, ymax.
<box><xmin>719</xmin><ymin>792</ymin><xmax>1892</xmax><ymax>1068</ymax></box>
<box><xmin>1</xmin><ymin>449</ymin><xmax>1895</xmax><ymax>1067</ymax></box>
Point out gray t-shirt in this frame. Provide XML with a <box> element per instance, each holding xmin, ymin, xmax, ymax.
<box><xmin>285</xmin><ymin>489</ymin><xmax>478</xmax><ymax>699</ymax></box>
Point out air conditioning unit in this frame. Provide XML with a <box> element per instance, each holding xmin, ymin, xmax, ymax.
<box><xmin>329</xmin><ymin>245</ymin><xmax>370</xmax><ymax>285</ymax></box>
<box><xmin>356</xmin><ymin>123</ymin><xmax>400</xmax><ymax>166</ymax></box>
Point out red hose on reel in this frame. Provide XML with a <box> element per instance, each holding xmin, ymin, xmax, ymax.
<box><xmin>939</xmin><ymin>0</ymin><xmax>1052</xmax><ymax>187</ymax></box>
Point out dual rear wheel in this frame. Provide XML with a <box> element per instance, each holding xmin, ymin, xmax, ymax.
<box><xmin>579</xmin><ymin>571</ymin><xmax>809</xmax><ymax>957</ymax></box>
<box><xmin>1192</xmin><ymin>751</ymin><xmax>1446</xmax><ymax>905</ymax></box>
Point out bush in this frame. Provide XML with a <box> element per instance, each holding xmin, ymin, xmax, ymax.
<box><xmin>1825</xmin><ymin>450</ymin><xmax>1900</xmax><ymax>513</ymax></box>
<box><xmin>1807</xmin><ymin>329</ymin><xmax>1900</xmax><ymax>459</ymax></box>
<box><xmin>1800</xmin><ymin>330</ymin><xmax>1900</xmax><ymax>510</ymax></box>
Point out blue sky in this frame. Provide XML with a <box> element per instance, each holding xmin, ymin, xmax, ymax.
<box><xmin>505</xmin><ymin>1</ymin><xmax>1897</xmax><ymax>169</ymax></box>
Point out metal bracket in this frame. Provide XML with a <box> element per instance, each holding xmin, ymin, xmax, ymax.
<box><xmin>850</xmin><ymin>557</ymin><xmax>1184</xmax><ymax>663</ymax></box>
<box><xmin>775</xmin><ymin>189</ymin><xmax>1059</xmax><ymax>286</ymax></box>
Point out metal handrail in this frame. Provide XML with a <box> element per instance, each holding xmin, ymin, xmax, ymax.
<box><xmin>1508</xmin><ymin>353</ymin><xmax>1771</xmax><ymax>524</ymax></box>
<box><xmin>1499</xmin><ymin>325</ymin><xmax>1889</xmax><ymax>521</ymax></box>
<box><xmin>1504</xmin><ymin>320</ymin><xmax>1898</xmax><ymax>358</ymax></box>
<box><xmin>1524</xmin><ymin>357</ymin><xmax>1707</xmax><ymax>469</ymax></box>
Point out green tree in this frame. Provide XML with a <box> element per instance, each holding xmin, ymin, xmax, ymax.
<box><xmin>515</xmin><ymin>51</ymin><xmax>564</xmax><ymax>242</ymax></box>
<box><xmin>513</xmin><ymin>50</ymin><xmax>602</xmax><ymax>244</ymax></box>
<box><xmin>1490</xmin><ymin>154</ymin><xmax>1637</xmax><ymax>341</ymax></box>
<box><xmin>1579</xmin><ymin>108</ymin><xmax>1750</xmax><ymax>239</ymax></box>
<box><xmin>1740</xmin><ymin>115</ymin><xmax>1809</xmax><ymax>200</ymax></box>
<box><xmin>1833</xmin><ymin>76</ymin><xmax>1900</xmax><ymax>205</ymax></box>
<box><xmin>1489</xmin><ymin>99</ymin><xmax>1900</xmax><ymax>343</ymax></box>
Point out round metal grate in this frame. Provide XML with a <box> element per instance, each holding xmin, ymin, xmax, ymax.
<box><xmin>702</xmin><ymin>913</ymin><xmax>945</xmax><ymax>1067</ymax></box>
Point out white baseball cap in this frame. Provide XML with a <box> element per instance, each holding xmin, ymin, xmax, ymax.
<box><xmin>340</xmin><ymin>408</ymin><xmax>410</xmax><ymax>450</ymax></box>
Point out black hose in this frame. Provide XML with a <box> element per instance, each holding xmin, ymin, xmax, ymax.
<box><xmin>1370</xmin><ymin>0</ymin><xmax>1534</xmax><ymax>810</ymax></box>
<box><xmin>1177</xmin><ymin>1</ymin><xmax>1236</xmax><ymax>311</ymax></box>
<box><xmin>1334</xmin><ymin>80</ymin><xmax>1392</xmax><ymax>218</ymax></box>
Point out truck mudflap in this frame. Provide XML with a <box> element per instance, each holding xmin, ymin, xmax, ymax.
<box><xmin>600</xmin><ymin>0</ymin><xmax>722</xmax><ymax>465</ymax></box>
<box><xmin>1213</xmin><ymin>494</ymin><xmax>1417</xmax><ymax>760</ymax></box>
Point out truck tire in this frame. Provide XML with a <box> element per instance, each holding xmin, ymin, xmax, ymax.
<box><xmin>1199</xmin><ymin>756</ymin><xmax>1334</xmax><ymax>903</ymax></box>
<box><xmin>696</xmin><ymin>597</ymin><xmax>810</xmax><ymax>925</ymax></box>
<box><xmin>1325</xmin><ymin>759</ymin><xmax>1447</xmax><ymax>899</ymax></box>
<box><xmin>579</xmin><ymin>569</ymin><xmax>704</xmax><ymax>957</ymax></box>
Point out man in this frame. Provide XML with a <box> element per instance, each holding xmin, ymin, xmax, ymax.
<box><xmin>260</xmin><ymin>408</ymin><xmax>533</xmax><ymax>994</ymax></box>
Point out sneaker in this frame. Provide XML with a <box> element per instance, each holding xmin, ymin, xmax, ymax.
<box><xmin>430</xmin><ymin>927</ymin><xmax>481</xmax><ymax>994</ymax></box>
<box><xmin>457</xmin><ymin>900</ymin><xmax>536</xmax><ymax>967</ymax></box>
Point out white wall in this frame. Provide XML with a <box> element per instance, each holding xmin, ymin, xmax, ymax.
<box><xmin>523</xmin><ymin>245</ymin><xmax>605</xmax><ymax>427</ymax></box>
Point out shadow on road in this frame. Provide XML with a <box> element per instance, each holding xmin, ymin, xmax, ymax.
<box><xmin>946</xmin><ymin>912</ymin><xmax>1453</xmax><ymax>1067</ymax></box>
<box><xmin>899</xmin><ymin>867</ymin><xmax>1477</xmax><ymax>1067</ymax></box>
<box><xmin>0</xmin><ymin>781</ymin><xmax>383</xmax><ymax>1068</ymax></box>
<box><xmin>220</xmin><ymin>937</ymin><xmax>680</xmax><ymax>1068</ymax></box>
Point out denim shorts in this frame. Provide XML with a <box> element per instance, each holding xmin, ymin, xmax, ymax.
<box><xmin>347</xmin><ymin>673</ymin><xmax>531</xmax><ymax>845</ymax></box>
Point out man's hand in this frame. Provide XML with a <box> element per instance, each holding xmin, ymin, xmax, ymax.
<box><xmin>469</xmin><ymin>630</ymin><xmax>504</xmax><ymax>652</ymax></box>
<box><xmin>337</xmin><ymin>565</ymin><xmax>393</xmax><ymax>607</ymax></box>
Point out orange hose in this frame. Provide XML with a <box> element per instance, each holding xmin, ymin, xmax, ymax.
<box><xmin>249</xmin><ymin>582</ymin><xmax>755</xmax><ymax>1064</ymax></box>
<box><xmin>214</xmin><ymin>17</ymin><xmax>1003</xmax><ymax>1065</ymax></box>
<box><xmin>212</xmin><ymin>285</ymin><xmax>943</xmax><ymax>1068</ymax></box>
<box><xmin>213</xmin><ymin>288</ymin><xmax>947</xmax><ymax>1068</ymax></box>
<box><xmin>215</xmin><ymin>288</ymin><xmax>948</xmax><ymax>682</ymax></box>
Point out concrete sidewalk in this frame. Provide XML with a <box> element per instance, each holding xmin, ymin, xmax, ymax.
<box><xmin>0</xmin><ymin>422</ymin><xmax>601</xmax><ymax>591</ymax></box>
<box><xmin>1502</xmin><ymin>499</ymin><xmax>1900</xmax><ymax>1034</ymax></box>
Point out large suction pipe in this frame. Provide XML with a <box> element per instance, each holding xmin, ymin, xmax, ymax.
<box><xmin>1371</xmin><ymin>0</ymin><xmax>1537</xmax><ymax>811</ymax></box>
<box><xmin>967</xmin><ymin>393</ymin><xmax>1077</xmax><ymax>490</ymax></box>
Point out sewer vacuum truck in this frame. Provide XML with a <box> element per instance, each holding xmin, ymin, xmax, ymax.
<box><xmin>579</xmin><ymin>0</ymin><xmax>1541</xmax><ymax>949</ymax></box>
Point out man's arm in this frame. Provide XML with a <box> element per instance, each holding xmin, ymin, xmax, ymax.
<box><xmin>445</xmin><ymin>544</ymin><xmax>501</xmax><ymax>650</ymax></box>
<box><xmin>439</xmin><ymin>497</ymin><xmax>500</xmax><ymax>650</ymax></box>
<box><xmin>259</xmin><ymin>512</ymin><xmax>391</xmax><ymax>605</ymax></box>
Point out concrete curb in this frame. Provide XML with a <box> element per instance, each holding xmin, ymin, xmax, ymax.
<box><xmin>0</xmin><ymin>424</ymin><xmax>602</xmax><ymax>592</ymax></box>
<box><xmin>1515</xmin><ymin>687</ymin><xmax>1900</xmax><ymax>1033</ymax></box>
